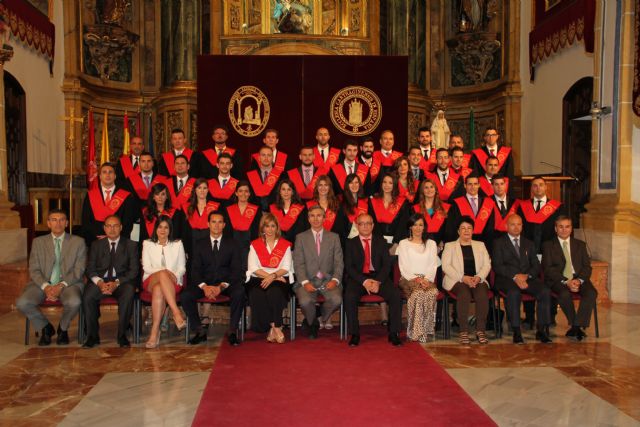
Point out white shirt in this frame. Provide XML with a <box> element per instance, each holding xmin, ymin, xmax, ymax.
<box><xmin>397</xmin><ymin>239</ymin><xmax>439</xmax><ymax>281</ymax></box>
<box><xmin>174</xmin><ymin>149</ymin><xmax>184</xmax><ymax>156</ymax></box>
<box><xmin>466</xmin><ymin>193</ymin><xmax>479</xmax><ymax>207</ymax></box>
<box><xmin>485</xmin><ymin>174</ymin><xmax>493</xmax><ymax>182</ymax></box>
<box><xmin>343</xmin><ymin>161</ymin><xmax>356</xmax><ymax>173</ymax></box>
<box><xmin>198</xmin><ymin>236</ymin><xmax>229</xmax><ymax>288</ymax></box>
<box><xmin>317</xmin><ymin>145</ymin><xmax>330</xmax><ymax>156</ymax></box>
<box><xmin>381</xmin><ymin>150</ymin><xmax>392</xmax><ymax>157</ymax></box>
<box><xmin>360</xmin><ymin>156</ymin><xmax>372</xmax><ymax>167</ymax></box>
<box><xmin>142</xmin><ymin>240</ymin><xmax>186</xmax><ymax>285</ymax></box>
<box><xmin>421</xmin><ymin>146</ymin><xmax>431</xmax><ymax>158</ymax></box>
<box><xmin>176</xmin><ymin>176</ymin><xmax>189</xmax><ymax>190</ymax></box>
<box><xmin>91</xmin><ymin>237</ymin><xmax>120</xmax><ymax>285</ymax></box>
<box><xmin>437</xmin><ymin>168</ymin><xmax>449</xmax><ymax>184</ymax></box>
<box><xmin>102</xmin><ymin>185</ymin><xmax>116</xmax><ymax>201</ymax></box>
<box><xmin>272</xmin><ymin>148</ymin><xmax>279</xmax><ymax>163</ymax></box>
<box><xmin>218</xmin><ymin>174</ymin><xmax>231</xmax><ymax>187</ymax></box>
<box><xmin>533</xmin><ymin>196</ymin><xmax>548</xmax><ymax>209</ymax></box>
<box><xmin>246</xmin><ymin>239</ymin><xmax>294</xmax><ymax>283</ymax></box>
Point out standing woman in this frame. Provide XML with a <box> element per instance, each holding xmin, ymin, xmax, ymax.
<box><xmin>225</xmin><ymin>181</ymin><xmax>262</xmax><ymax>271</ymax></box>
<box><xmin>246</xmin><ymin>213</ymin><xmax>294</xmax><ymax>343</ymax></box>
<box><xmin>413</xmin><ymin>178</ymin><xmax>450</xmax><ymax>251</ymax></box>
<box><xmin>269</xmin><ymin>179</ymin><xmax>307</xmax><ymax>245</ymax></box>
<box><xmin>306</xmin><ymin>175</ymin><xmax>344</xmax><ymax>234</ymax></box>
<box><xmin>141</xmin><ymin>215</ymin><xmax>187</xmax><ymax>348</ymax></box>
<box><xmin>394</xmin><ymin>156</ymin><xmax>418</xmax><ymax>203</ymax></box>
<box><xmin>397</xmin><ymin>214</ymin><xmax>440</xmax><ymax>342</ymax></box>
<box><xmin>369</xmin><ymin>173</ymin><xmax>409</xmax><ymax>248</ymax></box>
<box><xmin>341</xmin><ymin>173</ymin><xmax>369</xmax><ymax>240</ymax></box>
<box><xmin>140</xmin><ymin>183</ymin><xmax>186</xmax><ymax>242</ymax></box>
<box><xmin>184</xmin><ymin>178</ymin><xmax>220</xmax><ymax>251</ymax></box>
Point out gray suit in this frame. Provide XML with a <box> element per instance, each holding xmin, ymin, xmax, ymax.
<box><xmin>293</xmin><ymin>229</ymin><xmax>344</xmax><ymax>324</ymax></box>
<box><xmin>16</xmin><ymin>233</ymin><xmax>87</xmax><ymax>331</ymax></box>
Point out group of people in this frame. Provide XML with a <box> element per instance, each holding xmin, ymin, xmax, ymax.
<box><xmin>16</xmin><ymin>124</ymin><xmax>597</xmax><ymax>348</ymax></box>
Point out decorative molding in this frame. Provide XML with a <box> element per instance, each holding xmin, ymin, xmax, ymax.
<box><xmin>83</xmin><ymin>24</ymin><xmax>139</xmax><ymax>82</ymax></box>
<box><xmin>447</xmin><ymin>33</ymin><xmax>501</xmax><ymax>86</ymax></box>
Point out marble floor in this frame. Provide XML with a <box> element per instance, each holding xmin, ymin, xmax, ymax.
<box><xmin>0</xmin><ymin>304</ymin><xmax>638</xmax><ymax>426</ymax></box>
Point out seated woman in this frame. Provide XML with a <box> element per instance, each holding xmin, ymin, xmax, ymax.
<box><xmin>141</xmin><ymin>215</ymin><xmax>187</xmax><ymax>348</ymax></box>
<box><xmin>306</xmin><ymin>175</ymin><xmax>344</xmax><ymax>235</ymax></box>
<box><xmin>413</xmin><ymin>178</ymin><xmax>450</xmax><ymax>252</ymax></box>
<box><xmin>397</xmin><ymin>214</ymin><xmax>440</xmax><ymax>342</ymax></box>
<box><xmin>140</xmin><ymin>183</ymin><xmax>186</xmax><ymax>243</ymax></box>
<box><xmin>441</xmin><ymin>216</ymin><xmax>492</xmax><ymax>345</ymax></box>
<box><xmin>341</xmin><ymin>173</ymin><xmax>369</xmax><ymax>240</ymax></box>
<box><xmin>393</xmin><ymin>156</ymin><xmax>419</xmax><ymax>203</ymax></box>
<box><xmin>226</xmin><ymin>180</ymin><xmax>262</xmax><ymax>271</ymax></box>
<box><xmin>246</xmin><ymin>213</ymin><xmax>294</xmax><ymax>343</ymax></box>
<box><xmin>269</xmin><ymin>178</ymin><xmax>307</xmax><ymax>245</ymax></box>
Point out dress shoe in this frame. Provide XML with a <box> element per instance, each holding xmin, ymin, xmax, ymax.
<box><xmin>309</xmin><ymin>321</ymin><xmax>319</xmax><ymax>340</ymax></box>
<box><xmin>227</xmin><ymin>333</ymin><xmax>240</xmax><ymax>346</ymax></box>
<box><xmin>388</xmin><ymin>333</ymin><xmax>402</xmax><ymax>346</ymax></box>
<box><xmin>38</xmin><ymin>323</ymin><xmax>55</xmax><ymax>346</ymax></box>
<box><xmin>188</xmin><ymin>332</ymin><xmax>208</xmax><ymax>345</ymax></box>
<box><xmin>565</xmin><ymin>326</ymin><xmax>579</xmax><ymax>338</ymax></box>
<box><xmin>348</xmin><ymin>334</ymin><xmax>360</xmax><ymax>347</ymax></box>
<box><xmin>82</xmin><ymin>336</ymin><xmax>100</xmax><ymax>348</ymax></box>
<box><xmin>56</xmin><ymin>326</ymin><xmax>69</xmax><ymax>345</ymax></box>
<box><xmin>535</xmin><ymin>329</ymin><xmax>553</xmax><ymax>344</ymax></box>
<box><xmin>513</xmin><ymin>328</ymin><xmax>525</xmax><ymax>345</ymax></box>
<box><xmin>118</xmin><ymin>336</ymin><xmax>131</xmax><ymax>348</ymax></box>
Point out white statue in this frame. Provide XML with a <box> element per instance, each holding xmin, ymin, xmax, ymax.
<box><xmin>430</xmin><ymin>110</ymin><xmax>451</xmax><ymax>149</ymax></box>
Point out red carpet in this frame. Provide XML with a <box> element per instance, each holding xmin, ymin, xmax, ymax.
<box><xmin>192</xmin><ymin>328</ymin><xmax>495</xmax><ymax>427</ymax></box>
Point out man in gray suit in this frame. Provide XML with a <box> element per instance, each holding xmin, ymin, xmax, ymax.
<box><xmin>293</xmin><ymin>205</ymin><xmax>344</xmax><ymax>339</ymax></box>
<box><xmin>16</xmin><ymin>209</ymin><xmax>87</xmax><ymax>346</ymax></box>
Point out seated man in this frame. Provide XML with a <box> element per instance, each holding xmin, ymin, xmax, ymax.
<box><xmin>293</xmin><ymin>205</ymin><xmax>344</xmax><ymax>339</ymax></box>
<box><xmin>542</xmin><ymin>215</ymin><xmax>597</xmax><ymax>340</ymax></box>
<box><xmin>180</xmin><ymin>212</ymin><xmax>245</xmax><ymax>346</ymax></box>
<box><xmin>492</xmin><ymin>214</ymin><xmax>552</xmax><ymax>344</ymax></box>
<box><xmin>83</xmin><ymin>215</ymin><xmax>139</xmax><ymax>348</ymax></box>
<box><xmin>344</xmin><ymin>213</ymin><xmax>402</xmax><ymax>347</ymax></box>
<box><xmin>16</xmin><ymin>209</ymin><xmax>87</xmax><ymax>346</ymax></box>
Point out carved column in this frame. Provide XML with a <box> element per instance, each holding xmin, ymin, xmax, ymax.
<box><xmin>161</xmin><ymin>0</ymin><xmax>201</xmax><ymax>86</ymax></box>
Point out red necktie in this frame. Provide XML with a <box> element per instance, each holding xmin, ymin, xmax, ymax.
<box><xmin>105</xmin><ymin>189</ymin><xmax>112</xmax><ymax>203</ymax></box>
<box><xmin>362</xmin><ymin>238</ymin><xmax>371</xmax><ymax>274</ymax></box>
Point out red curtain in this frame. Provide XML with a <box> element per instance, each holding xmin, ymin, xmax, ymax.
<box><xmin>0</xmin><ymin>0</ymin><xmax>55</xmax><ymax>61</ymax></box>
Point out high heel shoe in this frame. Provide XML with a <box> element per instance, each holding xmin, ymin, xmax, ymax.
<box><xmin>267</xmin><ymin>327</ymin><xmax>276</xmax><ymax>343</ymax></box>
<box><xmin>174</xmin><ymin>316</ymin><xmax>186</xmax><ymax>331</ymax></box>
<box><xmin>145</xmin><ymin>335</ymin><xmax>160</xmax><ymax>349</ymax></box>
<box><xmin>274</xmin><ymin>327</ymin><xmax>285</xmax><ymax>344</ymax></box>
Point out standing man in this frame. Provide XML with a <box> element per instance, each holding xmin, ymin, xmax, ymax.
<box><xmin>491</xmin><ymin>174</ymin><xmax>519</xmax><ymax>240</ymax></box>
<box><xmin>417</xmin><ymin>127</ymin><xmax>436</xmax><ymax>172</ymax></box>
<box><xmin>330</xmin><ymin>139</ymin><xmax>369</xmax><ymax>195</ymax></box>
<box><xmin>471</xmin><ymin>127</ymin><xmax>514</xmax><ymax>180</ymax></box>
<box><xmin>17</xmin><ymin>209</ymin><xmax>87</xmax><ymax>346</ymax></box>
<box><xmin>518</xmin><ymin>176</ymin><xmax>564</xmax><ymax>255</ymax></box>
<box><xmin>343</xmin><ymin>214</ymin><xmax>402</xmax><ymax>347</ymax></box>
<box><xmin>247</xmin><ymin>145</ymin><xmax>285</xmax><ymax>211</ymax></box>
<box><xmin>115</xmin><ymin>136</ymin><xmax>146</xmax><ymax>185</ymax></box>
<box><xmin>427</xmin><ymin>148</ymin><xmax>465</xmax><ymax>202</ymax></box>
<box><xmin>287</xmin><ymin>146</ymin><xmax>322</xmax><ymax>201</ymax></box>
<box><xmin>250</xmin><ymin>129</ymin><xmax>292</xmax><ymax>172</ymax></box>
<box><xmin>121</xmin><ymin>151</ymin><xmax>163</xmax><ymax>204</ymax></box>
<box><xmin>83</xmin><ymin>215</ymin><xmax>139</xmax><ymax>348</ymax></box>
<box><xmin>446</xmin><ymin>174</ymin><xmax>495</xmax><ymax>247</ymax></box>
<box><xmin>196</xmin><ymin>125</ymin><xmax>244</xmax><ymax>179</ymax></box>
<box><xmin>478</xmin><ymin>156</ymin><xmax>510</xmax><ymax>198</ymax></box>
<box><xmin>293</xmin><ymin>205</ymin><xmax>344</xmax><ymax>339</ymax></box>
<box><xmin>181</xmin><ymin>212</ymin><xmax>245</xmax><ymax>346</ymax></box>
<box><xmin>372</xmin><ymin>130</ymin><xmax>403</xmax><ymax>178</ymax></box>
<box><xmin>542</xmin><ymin>216</ymin><xmax>597</xmax><ymax>341</ymax></box>
<box><xmin>448</xmin><ymin>134</ymin><xmax>472</xmax><ymax>169</ymax></box>
<box><xmin>492</xmin><ymin>214</ymin><xmax>552</xmax><ymax>344</ymax></box>
<box><xmin>208</xmin><ymin>153</ymin><xmax>238</xmax><ymax>209</ymax></box>
<box><xmin>167</xmin><ymin>155</ymin><xmax>196</xmax><ymax>211</ymax></box>
<box><xmin>358</xmin><ymin>136</ymin><xmax>378</xmax><ymax>196</ymax></box>
<box><xmin>450</xmin><ymin>146</ymin><xmax>473</xmax><ymax>179</ymax></box>
<box><xmin>313</xmin><ymin>127</ymin><xmax>341</xmax><ymax>172</ymax></box>
<box><xmin>158</xmin><ymin>128</ymin><xmax>194</xmax><ymax>177</ymax></box>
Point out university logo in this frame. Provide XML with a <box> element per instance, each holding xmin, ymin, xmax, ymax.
<box><xmin>228</xmin><ymin>86</ymin><xmax>270</xmax><ymax>137</ymax></box>
<box><xmin>330</xmin><ymin>86</ymin><xmax>382</xmax><ymax>136</ymax></box>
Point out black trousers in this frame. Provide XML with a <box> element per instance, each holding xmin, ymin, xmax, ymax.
<box><xmin>549</xmin><ymin>280</ymin><xmax>597</xmax><ymax>327</ymax></box>
<box><xmin>246</xmin><ymin>277</ymin><xmax>292</xmax><ymax>332</ymax></box>
<box><xmin>82</xmin><ymin>281</ymin><xmax>135</xmax><ymax>340</ymax></box>
<box><xmin>495</xmin><ymin>276</ymin><xmax>550</xmax><ymax>329</ymax></box>
<box><xmin>180</xmin><ymin>283</ymin><xmax>246</xmax><ymax>334</ymax></box>
<box><xmin>344</xmin><ymin>274</ymin><xmax>402</xmax><ymax>335</ymax></box>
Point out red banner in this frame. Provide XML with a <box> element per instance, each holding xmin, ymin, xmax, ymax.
<box><xmin>0</xmin><ymin>0</ymin><xmax>55</xmax><ymax>61</ymax></box>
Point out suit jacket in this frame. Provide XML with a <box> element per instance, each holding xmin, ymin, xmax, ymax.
<box><xmin>86</xmin><ymin>237</ymin><xmax>139</xmax><ymax>288</ymax></box>
<box><xmin>441</xmin><ymin>239</ymin><xmax>492</xmax><ymax>291</ymax></box>
<box><xmin>293</xmin><ymin>229</ymin><xmax>344</xmax><ymax>288</ymax></box>
<box><xmin>542</xmin><ymin>237</ymin><xmax>592</xmax><ymax>285</ymax></box>
<box><xmin>470</xmin><ymin>145</ymin><xmax>514</xmax><ymax>180</ymax></box>
<box><xmin>81</xmin><ymin>183</ymin><xmax>136</xmax><ymax>246</ymax></box>
<box><xmin>28</xmin><ymin>233</ymin><xmax>87</xmax><ymax>291</ymax></box>
<box><xmin>189</xmin><ymin>235</ymin><xmax>243</xmax><ymax>288</ymax></box>
<box><xmin>344</xmin><ymin>234</ymin><xmax>391</xmax><ymax>286</ymax></box>
<box><xmin>492</xmin><ymin>234</ymin><xmax>540</xmax><ymax>281</ymax></box>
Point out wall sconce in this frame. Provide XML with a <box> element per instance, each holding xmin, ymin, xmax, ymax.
<box><xmin>340</xmin><ymin>27</ymin><xmax>349</xmax><ymax>36</ymax></box>
<box><xmin>572</xmin><ymin>102</ymin><xmax>612</xmax><ymax>121</ymax></box>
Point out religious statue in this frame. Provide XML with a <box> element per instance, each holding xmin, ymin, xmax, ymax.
<box><xmin>273</xmin><ymin>0</ymin><xmax>313</xmax><ymax>34</ymax></box>
<box><xmin>430</xmin><ymin>110</ymin><xmax>451</xmax><ymax>149</ymax></box>
<box><xmin>100</xmin><ymin>0</ymin><xmax>130</xmax><ymax>26</ymax></box>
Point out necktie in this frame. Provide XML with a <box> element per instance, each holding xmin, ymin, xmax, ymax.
<box><xmin>490</xmin><ymin>149</ymin><xmax>496</xmax><ymax>157</ymax></box>
<box><xmin>304</xmin><ymin>168</ymin><xmax>311</xmax><ymax>186</ymax></box>
<box><xmin>535</xmin><ymin>200</ymin><xmax>542</xmax><ymax>212</ymax></box>
<box><xmin>513</xmin><ymin>237</ymin><xmax>520</xmax><ymax>257</ymax></box>
<box><xmin>413</xmin><ymin>168</ymin><xmax>420</xmax><ymax>180</ymax></box>
<box><xmin>178</xmin><ymin>179</ymin><xmax>183</xmax><ymax>192</ymax></box>
<box><xmin>321</xmin><ymin>149</ymin><xmax>326</xmax><ymax>161</ymax></box>
<box><xmin>499</xmin><ymin>200</ymin><xmax>507</xmax><ymax>216</ymax></box>
<box><xmin>349</xmin><ymin>164</ymin><xmax>354</xmax><ymax>175</ymax></box>
<box><xmin>222</xmin><ymin>178</ymin><xmax>228</xmax><ymax>188</ymax></box>
<box><xmin>362</xmin><ymin>238</ymin><xmax>371</xmax><ymax>274</ymax></box>
<box><xmin>50</xmin><ymin>237</ymin><xmax>62</xmax><ymax>284</ymax></box>
<box><xmin>133</xmin><ymin>156</ymin><xmax>138</xmax><ymax>169</ymax></box>
<box><xmin>217</xmin><ymin>148</ymin><xmax>223</xmax><ymax>156</ymax></box>
<box><xmin>104</xmin><ymin>189</ymin><xmax>112</xmax><ymax>204</ymax></box>
<box><xmin>213</xmin><ymin>239</ymin><xmax>219</xmax><ymax>253</ymax></box>
<box><xmin>470</xmin><ymin>197</ymin><xmax>478</xmax><ymax>216</ymax></box>
<box><xmin>562</xmin><ymin>240</ymin><xmax>573</xmax><ymax>279</ymax></box>
<box><xmin>263</xmin><ymin>170</ymin><xmax>269</xmax><ymax>181</ymax></box>
<box><xmin>144</xmin><ymin>175</ymin><xmax>151</xmax><ymax>189</ymax></box>
<box><xmin>315</xmin><ymin>232</ymin><xmax>321</xmax><ymax>256</ymax></box>
<box><xmin>107</xmin><ymin>242</ymin><xmax>116</xmax><ymax>282</ymax></box>
<box><xmin>423</xmin><ymin>150</ymin><xmax>428</xmax><ymax>158</ymax></box>
<box><xmin>442</xmin><ymin>172</ymin><xmax>447</xmax><ymax>185</ymax></box>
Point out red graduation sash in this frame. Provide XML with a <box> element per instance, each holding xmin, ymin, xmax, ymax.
<box><xmin>373</xmin><ymin>150</ymin><xmax>402</xmax><ymax>168</ymax></box>
<box><xmin>427</xmin><ymin>169</ymin><xmax>460</xmax><ymax>201</ymax></box>
<box><xmin>519</xmin><ymin>199</ymin><xmax>562</xmax><ymax>224</ymax></box>
<box><xmin>168</xmin><ymin>177</ymin><xmax>196</xmax><ymax>210</ymax></box>
<box><xmin>88</xmin><ymin>186</ymin><xmax>131</xmax><ymax>221</ymax></box>
<box><xmin>287</xmin><ymin>167</ymin><xmax>321</xmax><ymax>200</ymax></box>
<box><xmin>306</xmin><ymin>200</ymin><xmax>337</xmax><ymax>231</ymax></box>
<box><xmin>418</xmin><ymin>148</ymin><xmax>437</xmax><ymax>173</ymax></box>
<box><xmin>398</xmin><ymin>180</ymin><xmax>419</xmax><ymax>203</ymax></box>
<box><xmin>346</xmin><ymin>198</ymin><xmax>369</xmax><ymax>223</ymax></box>
<box><xmin>472</xmin><ymin>146</ymin><xmax>511</xmax><ymax>172</ymax></box>
<box><xmin>462</xmin><ymin>153</ymin><xmax>471</xmax><ymax>169</ymax></box>
<box><xmin>252</xmin><ymin>150</ymin><xmax>288</xmax><ymax>171</ymax></box>
<box><xmin>247</xmin><ymin>168</ymin><xmax>283</xmax><ymax>197</ymax></box>
<box><xmin>370</xmin><ymin>196</ymin><xmax>405</xmax><ymax>224</ymax></box>
<box><xmin>202</xmin><ymin>147</ymin><xmax>236</xmax><ymax>168</ymax></box>
<box><xmin>227</xmin><ymin>203</ymin><xmax>259</xmax><ymax>231</ymax></box>
<box><xmin>493</xmin><ymin>199</ymin><xmax>520</xmax><ymax>232</ymax></box>
<box><xmin>313</xmin><ymin>147</ymin><xmax>341</xmax><ymax>171</ymax></box>
<box><xmin>143</xmin><ymin>207</ymin><xmax>177</xmax><ymax>237</ymax></box>
<box><xmin>208</xmin><ymin>177</ymin><xmax>238</xmax><ymax>200</ymax></box>
<box><xmin>185</xmin><ymin>201</ymin><xmax>220</xmax><ymax>230</ymax></box>
<box><xmin>453</xmin><ymin>196</ymin><xmax>495</xmax><ymax>233</ymax></box>
<box><xmin>162</xmin><ymin>148</ymin><xmax>193</xmax><ymax>176</ymax></box>
<box><xmin>270</xmin><ymin>203</ymin><xmax>304</xmax><ymax>232</ymax></box>
<box><xmin>331</xmin><ymin>163</ymin><xmax>368</xmax><ymax>190</ymax></box>
<box><xmin>119</xmin><ymin>155</ymin><xmax>139</xmax><ymax>178</ymax></box>
<box><xmin>367</xmin><ymin>157</ymin><xmax>382</xmax><ymax>182</ymax></box>
<box><xmin>251</xmin><ymin>238</ymin><xmax>292</xmax><ymax>268</ymax></box>
<box><xmin>128</xmin><ymin>173</ymin><xmax>164</xmax><ymax>200</ymax></box>
<box><xmin>413</xmin><ymin>202</ymin><xmax>450</xmax><ymax>233</ymax></box>
<box><xmin>478</xmin><ymin>176</ymin><xmax>509</xmax><ymax>197</ymax></box>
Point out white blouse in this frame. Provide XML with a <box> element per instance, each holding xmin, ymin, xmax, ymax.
<box><xmin>142</xmin><ymin>239</ymin><xmax>186</xmax><ymax>285</ymax></box>
<box><xmin>397</xmin><ymin>238</ymin><xmax>439</xmax><ymax>282</ymax></box>
<box><xmin>246</xmin><ymin>239</ymin><xmax>294</xmax><ymax>283</ymax></box>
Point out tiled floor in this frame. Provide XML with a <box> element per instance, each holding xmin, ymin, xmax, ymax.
<box><xmin>0</xmin><ymin>303</ymin><xmax>638</xmax><ymax>426</ymax></box>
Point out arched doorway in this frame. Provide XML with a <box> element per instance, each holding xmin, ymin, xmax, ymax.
<box><xmin>562</xmin><ymin>77</ymin><xmax>592</xmax><ymax>227</ymax></box>
<box><xmin>4</xmin><ymin>71</ymin><xmax>27</xmax><ymax>206</ymax></box>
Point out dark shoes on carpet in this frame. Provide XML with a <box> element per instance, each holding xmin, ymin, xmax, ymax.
<box><xmin>513</xmin><ymin>328</ymin><xmax>524</xmax><ymax>345</ymax></box>
<box><xmin>348</xmin><ymin>334</ymin><xmax>360</xmax><ymax>347</ymax></box>
<box><xmin>388</xmin><ymin>333</ymin><xmax>402</xmax><ymax>346</ymax></box>
<box><xmin>227</xmin><ymin>333</ymin><xmax>240</xmax><ymax>346</ymax></box>
<box><xmin>566</xmin><ymin>326</ymin><xmax>586</xmax><ymax>341</ymax></box>
<box><xmin>189</xmin><ymin>332</ymin><xmax>208</xmax><ymax>345</ymax></box>
<box><xmin>309</xmin><ymin>321</ymin><xmax>319</xmax><ymax>340</ymax></box>
<box><xmin>118</xmin><ymin>336</ymin><xmax>131</xmax><ymax>348</ymax></box>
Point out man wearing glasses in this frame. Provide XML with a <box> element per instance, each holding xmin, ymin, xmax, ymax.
<box><xmin>343</xmin><ymin>214</ymin><xmax>403</xmax><ymax>347</ymax></box>
<box><xmin>470</xmin><ymin>127</ymin><xmax>514</xmax><ymax>181</ymax></box>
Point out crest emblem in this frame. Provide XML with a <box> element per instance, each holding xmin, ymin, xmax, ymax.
<box><xmin>228</xmin><ymin>86</ymin><xmax>270</xmax><ymax>137</ymax></box>
<box><xmin>330</xmin><ymin>86</ymin><xmax>382</xmax><ymax>136</ymax></box>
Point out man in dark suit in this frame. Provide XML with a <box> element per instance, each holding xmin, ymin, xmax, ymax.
<box><xmin>542</xmin><ymin>215</ymin><xmax>597</xmax><ymax>340</ymax></box>
<box><xmin>491</xmin><ymin>173</ymin><xmax>519</xmax><ymax>241</ymax></box>
<box><xmin>470</xmin><ymin>127</ymin><xmax>514</xmax><ymax>181</ymax></box>
<box><xmin>344</xmin><ymin>213</ymin><xmax>402</xmax><ymax>347</ymax></box>
<box><xmin>83</xmin><ymin>215</ymin><xmax>139</xmax><ymax>348</ymax></box>
<box><xmin>180</xmin><ymin>211</ymin><xmax>245</xmax><ymax>346</ymax></box>
<box><xmin>287</xmin><ymin>146</ymin><xmax>322</xmax><ymax>201</ymax></box>
<box><xmin>446</xmin><ymin>174</ymin><xmax>495</xmax><ymax>247</ymax></box>
<box><xmin>115</xmin><ymin>136</ymin><xmax>146</xmax><ymax>184</ymax></box>
<box><xmin>492</xmin><ymin>214</ymin><xmax>552</xmax><ymax>344</ymax></box>
<box><xmin>194</xmin><ymin>125</ymin><xmax>244</xmax><ymax>179</ymax></box>
<box><xmin>247</xmin><ymin>145</ymin><xmax>285</xmax><ymax>211</ymax></box>
<box><xmin>157</xmin><ymin>128</ymin><xmax>195</xmax><ymax>177</ymax></box>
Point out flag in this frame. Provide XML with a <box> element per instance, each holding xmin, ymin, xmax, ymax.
<box><xmin>148</xmin><ymin>113</ymin><xmax>154</xmax><ymax>157</ymax></box>
<box><xmin>123</xmin><ymin>111</ymin><xmax>130</xmax><ymax>155</ymax></box>
<box><xmin>86</xmin><ymin>108</ymin><xmax>98</xmax><ymax>188</ymax></box>
<box><xmin>100</xmin><ymin>109</ymin><xmax>110</xmax><ymax>164</ymax></box>
<box><xmin>469</xmin><ymin>107</ymin><xmax>476</xmax><ymax>150</ymax></box>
